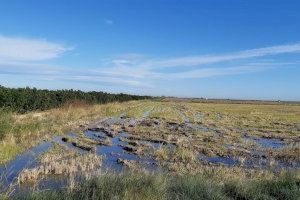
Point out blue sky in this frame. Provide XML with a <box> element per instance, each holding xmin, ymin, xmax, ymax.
<box><xmin>0</xmin><ymin>0</ymin><xmax>300</xmax><ymax>100</ymax></box>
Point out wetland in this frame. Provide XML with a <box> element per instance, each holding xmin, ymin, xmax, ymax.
<box><xmin>0</xmin><ymin>99</ymin><xmax>300</xmax><ymax>199</ymax></box>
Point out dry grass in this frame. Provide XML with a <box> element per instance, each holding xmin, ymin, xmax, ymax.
<box><xmin>1</xmin><ymin>99</ymin><xmax>300</xmax><ymax>177</ymax></box>
<box><xmin>18</xmin><ymin>143</ymin><xmax>102</xmax><ymax>183</ymax></box>
<box><xmin>1</xmin><ymin>99</ymin><xmax>300</xmax><ymax>199</ymax></box>
<box><xmin>0</xmin><ymin>100</ymin><xmax>149</xmax><ymax>165</ymax></box>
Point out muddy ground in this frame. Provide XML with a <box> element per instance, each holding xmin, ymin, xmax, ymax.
<box><xmin>1</xmin><ymin>102</ymin><xmax>299</xmax><ymax>194</ymax></box>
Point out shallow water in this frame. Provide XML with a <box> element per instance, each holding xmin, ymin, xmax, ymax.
<box><xmin>198</xmin><ymin>154</ymin><xmax>239</xmax><ymax>166</ymax></box>
<box><xmin>53</xmin><ymin>135</ymin><xmax>87</xmax><ymax>154</ymax></box>
<box><xmin>195</xmin><ymin>112</ymin><xmax>204</xmax><ymax>121</ymax></box>
<box><xmin>216</xmin><ymin>113</ymin><xmax>223</xmax><ymax>120</ymax></box>
<box><xmin>1</xmin><ymin>128</ymin><xmax>162</xmax><ymax>194</ymax></box>
<box><xmin>244</xmin><ymin>136</ymin><xmax>285</xmax><ymax>149</ymax></box>
<box><xmin>143</xmin><ymin>107</ymin><xmax>154</xmax><ymax>118</ymax></box>
<box><xmin>85</xmin><ymin>130</ymin><xmax>107</xmax><ymax>140</ymax></box>
<box><xmin>0</xmin><ymin>141</ymin><xmax>53</xmax><ymax>186</ymax></box>
<box><xmin>2</xmin><ymin>112</ymin><xmax>299</xmax><ymax>194</ymax></box>
<box><xmin>1</xmin><ymin>127</ymin><xmax>160</xmax><ymax>179</ymax></box>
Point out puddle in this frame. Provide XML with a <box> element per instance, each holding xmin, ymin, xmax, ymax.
<box><xmin>216</xmin><ymin>113</ymin><xmax>223</xmax><ymax>120</ymax></box>
<box><xmin>255</xmin><ymin>138</ymin><xmax>285</xmax><ymax>149</ymax></box>
<box><xmin>139</xmin><ymin>140</ymin><xmax>176</xmax><ymax>150</ymax></box>
<box><xmin>119</xmin><ymin>132</ymin><xmax>129</xmax><ymax>138</ymax></box>
<box><xmin>0</xmin><ymin>142</ymin><xmax>53</xmax><ymax>187</ymax></box>
<box><xmin>96</xmin><ymin>132</ymin><xmax>158</xmax><ymax>172</ymax></box>
<box><xmin>198</xmin><ymin>154</ymin><xmax>239</xmax><ymax>166</ymax></box>
<box><xmin>181</xmin><ymin>112</ymin><xmax>190</xmax><ymax>123</ymax></box>
<box><xmin>191</xmin><ymin>124</ymin><xmax>210</xmax><ymax>132</ymax></box>
<box><xmin>3</xmin><ymin>113</ymin><xmax>297</xmax><ymax>195</ymax></box>
<box><xmin>241</xmin><ymin>157</ymin><xmax>300</xmax><ymax>170</ymax></box>
<box><xmin>1</xmin><ymin>128</ymin><xmax>161</xmax><ymax>194</ymax></box>
<box><xmin>244</xmin><ymin>136</ymin><xmax>285</xmax><ymax>149</ymax></box>
<box><xmin>88</xmin><ymin>116</ymin><xmax>127</xmax><ymax>130</ymax></box>
<box><xmin>85</xmin><ymin>130</ymin><xmax>107</xmax><ymax>140</ymax></box>
<box><xmin>81</xmin><ymin>129</ymin><xmax>165</xmax><ymax>172</ymax></box>
<box><xmin>143</xmin><ymin>107</ymin><xmax>154</xmax><ymax>118</ymax></box>
<box><xmin>224</xmin><ymin>143</ymin><xmax>300</xmax><ymax>170</ymax></box>
<box><xmin>53</xmin><ymin>136</ymin><xmax>88</xmax><ymax>154</ymax></box>
<box><xmin>128</xmin><ymin>119</ymin><xmax>139</xmax><ymax>127</ymax></box>
<box><xmin>195</xmin><ymin>112</ymin><xmax>204</xmax><ymax>121</ymax></box>
<box><xmin>190</xmin><ymin>123</ymin><xmax>224</xmax><ymax>137</ymax></box>
<box><xmin>174</xmin><ymin>107</ymin><xmax>190</xmax><ymax>123</ymax></box>
<box><xmin>184</xmin><ymin>116</ymin><xmax>190</xmax><ymax>123</ymax></box>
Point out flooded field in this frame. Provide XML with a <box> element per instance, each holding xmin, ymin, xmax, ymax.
<box><xmin>1</xmin><ymin>100</ymin><xmax>300</xmax><ymax>196</ymax></box>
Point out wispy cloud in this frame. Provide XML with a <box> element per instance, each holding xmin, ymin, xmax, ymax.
<box><xmin>139</xmin><ymin>42</ymin><xmax>300</xmax><ymax>69</ymax></box>
<box><xmin>65</xmin><ymin>75</ymin><xmax>152</xmax><ymax>88</ymax></box>
<box><xmin>1</xmin><ymin>37</ymin><xmax>299</xmax><ymax>90</ymax></box>
<box><xmin>158</xmin><ymin>66</ymin><xmax>270</xmax><ymax>80</ymax></box>
<box><xmin>0</xmin><ymin>61</ymin><xmax>151</xmax><ymax>88</ymax></box>
<box><xmin>94</xmin><ymin>43</ymin><xmax>300</xmax><ymax>82</ymax></box>
<box><xmin>0</xmin><ymin>35</ymin><xmax>72</xmax><ymax>62</ymax></box>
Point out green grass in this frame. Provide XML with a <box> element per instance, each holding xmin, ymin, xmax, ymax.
<box><xmin>223</xmin><ymin>172</ymin><xmax>300</xmax><ymax>200</ymax></box>
<box><xmin>0</xmin><ymin>109</ymin><xmax>13</xmax><ymax>140</ymax></box>
<box><xmin>12</xmin><ymin>171</ymin><xmax>300</xmax><ymax>200</ymax></box>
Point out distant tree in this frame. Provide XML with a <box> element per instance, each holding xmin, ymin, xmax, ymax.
<box><xmin>0</xmin><ymin>86</ymin><xmax>152</xmax><ymax>113</ymax></box>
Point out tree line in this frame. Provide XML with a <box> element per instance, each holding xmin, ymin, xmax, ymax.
<box><xmin>0</xmin><ymin>85</ymin><xmax>152</xmax><ymax>113</ymax></box>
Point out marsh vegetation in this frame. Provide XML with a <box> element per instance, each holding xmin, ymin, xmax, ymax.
<box><xmin>0</xmin><ymin>99</ymin><xmax>300</xmax><ymax>199</ymax></box>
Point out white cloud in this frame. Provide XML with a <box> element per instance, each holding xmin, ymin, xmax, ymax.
<box><xmin>63</xmin><ymin>75</ymin><xmax>152</xmax><ymax>88</ymax></box>
<box><xmin>91</xmin><ymin>43</ymin><xmax>300</xmax><ymax>81</ymax></box>
<box><xmin>142</xmin><ymin>43</ymin><xmax>300</xmax><ymax>68</ymax></box>
<box><xmin>0</xmin><ymin>61</ymin><xmax>153</xmax><ymax>88</ymax></box>
<box><xmin>158</xmin><ymin>66</ymin><xmax>269</xmax><ymax>80</ymax></box>
<box><xmin>1</xmin><ymin>39</ymin><xmax>299</xmax><ymax>89</ymax></box>
<box><xmin>0</xmin><ymin>35</ymin><xmax>72</xmax><ymax>62</ymax></box>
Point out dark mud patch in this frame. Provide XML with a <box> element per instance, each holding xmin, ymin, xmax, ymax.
<box><xmin>71</xmin><ymin>142</ymin><xmax>96</xmax><ymax>152</ymax></box>
<box><xmin>126</xmin><ymin>135</ymin><xmax>173</xmax><ymax>146</ymax></box>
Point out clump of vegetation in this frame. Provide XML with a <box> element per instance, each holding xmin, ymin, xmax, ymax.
<box><xmin>0</xmin><ymin>109</ymin><xmax>13</xmax><ymax>140</ymax></box>
<box><xmin>18</xmin><ymin>151</ymin><xmax>102</xmax><ymax>183</ymax></box>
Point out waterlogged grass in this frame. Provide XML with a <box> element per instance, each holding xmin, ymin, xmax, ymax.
<box><xmin>155</xmin><ymin>147</ymin><xmax>196</xmax><ymax>163</ymax></box>
<box><xmin>1</xmin><ymin>99</ymin><xmax>300</xmax><ymax>199</ymax></box>
<box><xmin>0</xmin><ymin>101</ymin><xmax>149</xmax><ymax>165</ymax></box>
<box><xmin>149</xmin><ymin>103</ymin><xmax>185</xmax><ymax>123</ymax></box>
<box><xmin>125</xmin><ymin>103</ymin><xmax>155</xmax><ymax>118</ymax></box>
<box><xmin>12</xmin><ymin>171</ymin><xmax>300</xmax><ymax>200</ymax></box>
<box><xmin>1</xmin><ymin>100</ymin><xmax>299</xmax><ymax>166</ymax></box>
<box><xmin>188</xmin><ymin>103</ymin><xmax>300</xmax><ymax>133</ymax></box>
